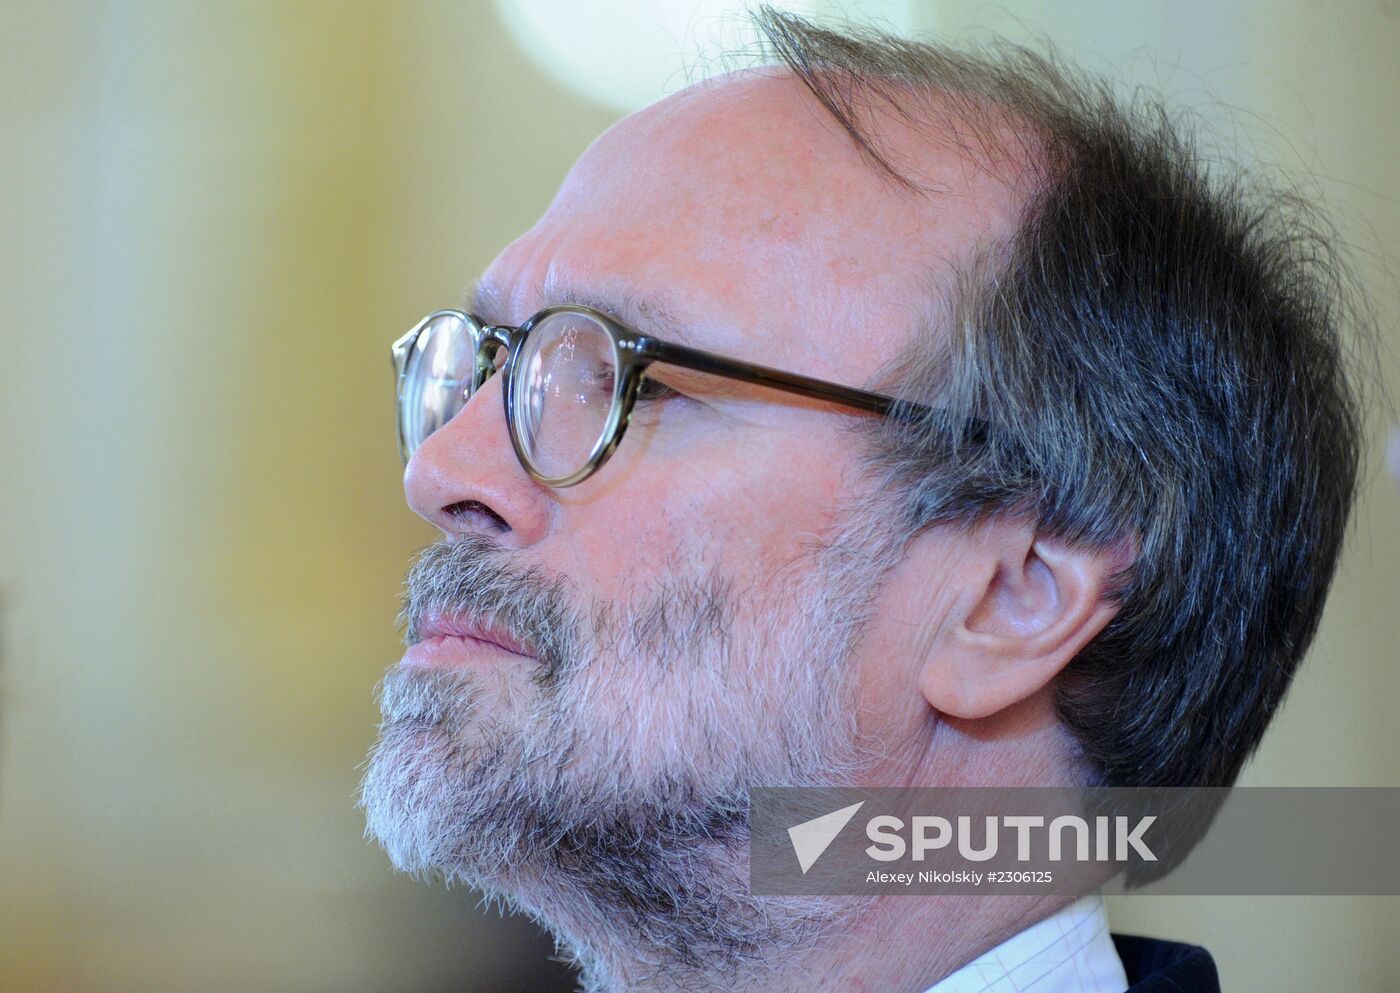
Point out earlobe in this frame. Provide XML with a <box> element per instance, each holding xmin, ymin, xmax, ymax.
<box><xmin>918</xmin><ymin>527</ymin><xmax>1129</xmax><ymax>721</ymax></box>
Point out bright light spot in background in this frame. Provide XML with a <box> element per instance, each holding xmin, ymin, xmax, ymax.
<box><xmin>492</xmin><ymin>0</ymin><xmax>928</xmax><ymax>113</ymax></box>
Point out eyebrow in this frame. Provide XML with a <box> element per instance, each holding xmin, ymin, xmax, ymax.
<box><xmin>457</xmin><ymin>279</ymin><xmax>980</xmax><ymax>428</ymax></box>
<box><xmin>463</xmin><ymin>276</ymin><xmax>916</xmax><ymax>413</ymax></box>
<box><xmin>462</xmin><ymin>279</ymin><xmax>703</xmax><ymax>348</ymax></box>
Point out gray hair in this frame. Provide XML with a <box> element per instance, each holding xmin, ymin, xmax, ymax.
<box><xmin>753</xmin><ymin>8</ymin><xmax>1370</xmax><ymax>793</ymax></box>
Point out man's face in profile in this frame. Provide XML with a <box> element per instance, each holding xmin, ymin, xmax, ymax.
<box><xmin>363</xmin><ymin>69</ymin><xmax>1057</xmax><ymax>965</ymax></box>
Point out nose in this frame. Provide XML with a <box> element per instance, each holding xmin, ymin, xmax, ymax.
<box><xmin>403</xmin><ymin>374</ymin><xmax>552</xmax><ymax>545</ymax></box>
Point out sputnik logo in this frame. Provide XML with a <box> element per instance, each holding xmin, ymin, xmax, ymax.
<box><xmin>787</xmin><ymin>801</ymin><xmax>865</xmax><ymax>873</ymax></box>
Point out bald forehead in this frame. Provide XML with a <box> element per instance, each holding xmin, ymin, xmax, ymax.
<box><xmin>581</xmin><ymin>74</ymin><xmax>1016</xmax><ymax>228</ymax></box>
<box><xmin>493</xmin><ymin>70</ymin><xmax>1031</xmax><ymax>370</ymax></box>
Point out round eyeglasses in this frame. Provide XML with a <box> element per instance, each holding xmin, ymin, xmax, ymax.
<box><xmin>392</xmin><ymin>304</ymin><xmax>945</xmax><ymax>488</ymax></box>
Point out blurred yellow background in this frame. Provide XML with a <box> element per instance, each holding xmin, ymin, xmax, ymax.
<box><xmin>0</xmin><ymin>2</ymin><xmax>1395</xmax><ymax>991</ymax></box>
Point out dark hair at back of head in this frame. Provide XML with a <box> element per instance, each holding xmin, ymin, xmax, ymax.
<box><xmin>753</xmin><ymin>7</ymin><xmax>1369</xmax><ymax>799</ymax></box>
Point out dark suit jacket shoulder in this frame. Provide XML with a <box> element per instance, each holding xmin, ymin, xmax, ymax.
<box><xmin>1113</xmin><ymin>934</ymin><xmax>1221</xmax><ymax>992</ymax></box>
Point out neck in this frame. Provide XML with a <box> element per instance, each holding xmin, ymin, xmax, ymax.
<box><xmin>560</xmin><ymin>890</ymin><xmax>1070</xmax><ymax>993</ymax></box>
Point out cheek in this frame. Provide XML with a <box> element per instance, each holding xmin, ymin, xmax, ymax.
<box><xmin>670</xmin><ymin>435</ymin><xmax>851</xmax><ymax>575</ymax></box>
<box><xmin>557</xmin><ymin>425</ymin><xmax>856</xmax><ymax>599</ymax></box>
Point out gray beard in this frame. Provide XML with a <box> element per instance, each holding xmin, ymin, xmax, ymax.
<box><xmin>359</xmin><ymin>522</ymin><xmax>897</xmax><ymax>991</ymax></box>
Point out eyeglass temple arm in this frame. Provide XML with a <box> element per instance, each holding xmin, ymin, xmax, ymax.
<box><xmin>641</xmin><ymin>338</ymin><xmax>989</xmax><ymax>442</ymax></box>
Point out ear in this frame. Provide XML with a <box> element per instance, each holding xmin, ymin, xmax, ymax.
<box><xmin>918</xmin><ymin>519</ymin><xmax>1132</xmax><ymax>721</ymax></box>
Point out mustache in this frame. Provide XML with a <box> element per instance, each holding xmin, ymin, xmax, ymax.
<box><xmin>400</xmin><ymin>534</ymin><xmax>581</xmax><ymax>686</ymax></box>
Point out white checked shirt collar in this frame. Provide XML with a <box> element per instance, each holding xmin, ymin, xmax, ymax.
<box><xmin>921</xmin><ymin>894</ymin><xmax>1128</xmax><ymax>993</ymax></box>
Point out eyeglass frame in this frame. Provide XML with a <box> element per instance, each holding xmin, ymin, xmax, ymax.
<box><xmin>392</xmin><ymin>303</ymin><xmax>968</xmax><ymax>488</ymax></box>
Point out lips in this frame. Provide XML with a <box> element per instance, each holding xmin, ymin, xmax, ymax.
<box><xmin>413</xmin><ymin>610</ymin><xmax>537</xmax><ymax>659</ymax></box>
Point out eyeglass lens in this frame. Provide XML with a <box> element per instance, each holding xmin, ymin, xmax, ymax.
<box><xmin>398</xmin><ymin>309</ymin><xmax>623</xmax><ymax>482</ymax></box>
<box><xmin>398</xmin><ymin>312</ymin><xmax>477</xmax><ymax>460</ymax></box>
<box><xmin>509</xmin><ymin>310</ymin><xmax>620</xmax><ymax>480</ymax></box>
